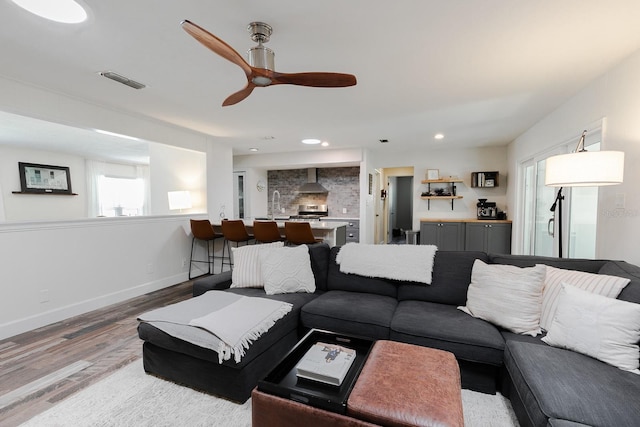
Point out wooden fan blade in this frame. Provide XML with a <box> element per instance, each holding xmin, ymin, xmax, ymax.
<box><xmin>271</xmin><ymin>72</ymin><xmax>357</xmax><ymax>87</ymax></box>
<box><xmin>181</xmin><ymin>20</ymin><xmax>252</xmax><ymax>77</ymax></box>
<box><xmin>222</xmin><ymin>83</ymin><xmax>256</xmax><ymax>106</ymax></box>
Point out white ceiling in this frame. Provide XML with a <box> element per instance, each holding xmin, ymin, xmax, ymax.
<box><xmin>2</xmin><ymin>0</ymin><xmax>640</xmax><ymax>162</ymax></box>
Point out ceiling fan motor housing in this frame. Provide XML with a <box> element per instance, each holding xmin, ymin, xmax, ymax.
<box><xmin>247</xmin><ymin>46</ymin><xmax>275</xmax><ymax>71</ymax></box>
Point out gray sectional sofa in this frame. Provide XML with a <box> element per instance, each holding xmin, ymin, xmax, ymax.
<box><xmin>137</xmin><ymin>243</ymin><xmax>640</xmax><ymax>427</ymax></box>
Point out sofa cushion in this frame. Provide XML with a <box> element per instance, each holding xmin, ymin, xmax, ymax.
<box><xmin>390</xmin><ymin>300</ymin><xmax>505</xmax><ymax>366</ymax></box>
<box><xmin>260</xmin><ymin>245</ymin><xmax>316</xmax><ymax>295</ymax></box>
<box><xmin>459</xmin><ymin>260</ymin><xmax>546</xmax><ymax>336</ymax></box>
<box><xmin>301</xmin><ymin>290</ymin><xmax>397</xmax><ymax>339</ymax></box>
<box><xmin>488</xmin><ymin>253</ymin><xmax>607</xmax><ymax>273</ymax></box>
<box><xmin>231</xmin><ymin>241</ymin><xmax>284</xmax><ymax>288</ymax></box>
<box><xmin>599</xmin><ymin>260</ymin><xmax>640</xmax><ymax>304</ymax></box>
<box><xmin>547</xmin><ymin>420</ymin><xmax>592</xmax><ymax>427</ymax></box>
<box><xmin>504</xmin><ymin>341</ymin><xmax>640</xmax><ymax>427</ymax></box>
<box><xmin>542</xmin><ymin>284</ymin><xmax>640</xmax><ymax>373</ymax></box>
<box><xmin>327</xmin><ymin>246</ymin><xmax>398</xmax><ymax>298</ymax></box>
<box><xmin>307</xmin><ymin>243</ymin><xmax>331</xmax><ymax>292</ymax></box>
<box><xmin>540</xmin><ymin>265</ymin><xmax>630</xmax><ymax>331</ymax></box>
<box><xmin>397</xmin><ymin>251</ymin><xmax>488</xmax><ymax>306</ymax></box>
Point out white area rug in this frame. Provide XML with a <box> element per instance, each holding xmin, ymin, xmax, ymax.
<box><xmin>21</xmin><ymin>359</ymin><xmax>520</xmax><ymax>426</ymax></box>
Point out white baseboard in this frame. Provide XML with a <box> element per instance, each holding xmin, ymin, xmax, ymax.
<box><xmin>0</xmin><ymin>273</ymin><xmax>188</xmax><ymax>341</ymax></box>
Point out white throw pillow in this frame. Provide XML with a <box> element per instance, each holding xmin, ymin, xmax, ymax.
<box><xmin>542</xmin><ymin>284</ymin><xmax>640</xmax><ymax>374</ymax></box>
<box><xmin>260</xmin><ymin>245</ymin><xmax>316</xmax><ymax>295</ymax></box>
<box><xmin>540</xmin><ymin>266</ymin><xmax>630</xmax><ymax>331</ymax></box>
<box><xmin>458</xmin><ymin>260</ymin><xmax>546</xmax><ymax>336</ymax></box>
<box><xmin>230</xmin><ymin>241</ymin><xmax>284</xmax><ymax>288</ymax></box>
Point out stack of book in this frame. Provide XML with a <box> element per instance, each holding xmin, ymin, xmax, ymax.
<box><xmin>295</xmin><ymin>342</ymin><xmax>356</xmax><ymax>386</ymax></box>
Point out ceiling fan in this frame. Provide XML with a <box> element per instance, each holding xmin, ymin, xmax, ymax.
<box><xmin>181</xmin><ymin>20</ymin><xmax>357</xmax><ymax>106</ymax></box>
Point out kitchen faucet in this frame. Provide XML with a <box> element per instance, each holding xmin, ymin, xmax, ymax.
<box><xmin>271</xmin><ymin>190</ymin><xmax>281</xmax><ymax>219</ymax></box>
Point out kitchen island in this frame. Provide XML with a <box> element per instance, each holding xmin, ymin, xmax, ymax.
<box><xmin>213</xmin><ymin>219</ymin><xmax>348</xmax><ymax>247</ymax></box>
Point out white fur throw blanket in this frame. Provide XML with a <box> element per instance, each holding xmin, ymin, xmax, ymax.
<box><xmin>138</xmin><ymin>291</ymin><xmax>292</xmax><ymax>363</ymax></box>
<box><xmin>336</xmin><ymin>243</ymin><xmax>438</xmax><ymax>284</ymax></box>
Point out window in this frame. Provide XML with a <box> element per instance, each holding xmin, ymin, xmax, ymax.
<box><xmin>98</xmin><ymin>176</ymin><xmax>145</xmax><ymax>217</ymax></box>
<box><xmin>86</xmin><ymin>160</ymin><xmax>149</xmax><ymax>217</ymax></box>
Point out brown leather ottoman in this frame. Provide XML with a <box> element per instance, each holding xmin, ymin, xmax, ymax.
<box><xmin>347</xmin><ymin>340</ymin><xmax>464</xmax><ymax>427</ymax></box>
<box><xmin>253</xmin><ymin>340</ymin><xmax>464</xmax><ymax>427</ymax></box>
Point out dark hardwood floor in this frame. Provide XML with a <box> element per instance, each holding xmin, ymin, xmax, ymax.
<box><xmin>0</xmin><ymin>280</ymin><xmax>195</xmax><ymax>426</ymax></box>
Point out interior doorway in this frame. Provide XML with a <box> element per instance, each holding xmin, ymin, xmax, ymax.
<box><xmin>377</xmin><ymin>167</ymin><xmax>414</xmax><ymax>244</ymax></box>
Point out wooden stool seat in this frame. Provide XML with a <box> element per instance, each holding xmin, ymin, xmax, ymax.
<box><xmin>253</xmin><ymin>220</ymin><xmax>285</xmax><ymax>243</ymax></box>
<box><xmin>284</xmin><ymin>221</ymin><xmax>323</xmax><ymax>245</ymax></box>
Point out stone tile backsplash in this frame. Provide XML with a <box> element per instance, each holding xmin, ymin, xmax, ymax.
<box><xmin>267</xmin><ymin>167</ymin><xmax>360</xmax><ymax>217</ymax></box>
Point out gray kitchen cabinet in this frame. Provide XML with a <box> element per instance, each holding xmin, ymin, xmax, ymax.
<box><xmin>419</xmin><ymin>221</ymin><xmax>465</xmax><ymax>251</ymax></box>
<box><xmin>465</xmin><ymin>222</ymin><xmax>512</xmax><ymax>254</ymax></box>
<box><xmin>324</xmin><ymin>218</ymin><xmax>359</xmax><ymax>243</ymax></box>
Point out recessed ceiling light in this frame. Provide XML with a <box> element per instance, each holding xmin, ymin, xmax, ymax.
<box><xmin>249</xmin><ymin>148</ymin><xmax>259</xmax><ymax>152</ymax></box>
<box><xmin>301</xmin><ymin>138</ymin><xmax>321</xmax><ymax>145</ymax></box>
<box><xmin>11</xmin><ymin>0</ymin><xmax>88</xmax><ymax>23</ymax></box>
<box><xmin>321</xmin><ymin>141</ymin><xmax>329</xmax><ymax>147</ymax></box>
<box><xmin>434</xmin><ymin>133</ymin><xmax>445</xmax><ymax>140</ymax></box>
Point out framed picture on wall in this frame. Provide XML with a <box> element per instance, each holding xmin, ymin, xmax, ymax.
<box><xmin>18</xmin><ymin>162</ymin><xmax>73</xmax><ymax>194</ymax></box>
<box><xmin>426</xmin><ymin>169</ymin><xmax>439</xmax><ymax>180</ymax></box>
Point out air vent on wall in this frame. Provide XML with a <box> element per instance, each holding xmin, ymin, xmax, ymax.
<box><xmin>99</xmin><ymin>71</ymin><xmax>146</xmax><ymax>89</ymax></box>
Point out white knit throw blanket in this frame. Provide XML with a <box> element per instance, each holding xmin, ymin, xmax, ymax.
<box><xmin>139</xmin><ymin>292</ymin><xmax>292</xmax><ymax>363</ymax></box>
<box><xmin>336</xmin><ymin>243</ymin><xmax>438</xmax><ymax>284</ymax></box>
<box><xmin>188</xmin><ymin>296</ymin><xmax>292</xmax><ymax>363</ymax></box>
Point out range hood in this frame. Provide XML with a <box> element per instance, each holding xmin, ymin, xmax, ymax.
<box><xmin>298</xmin><ymin>168</ymin><xmax>328</xmax><ymax>193</ymax></box>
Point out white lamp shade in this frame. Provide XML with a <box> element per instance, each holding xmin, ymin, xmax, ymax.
<box><xmin>545</xmin><ymin>151</ymin><xmax>624</xmax><ymax>187</ymax></box>
<box><xmin>167</xmin><ymin>191</ymin><xmax>192</xmax><ymax>210</ymax></box>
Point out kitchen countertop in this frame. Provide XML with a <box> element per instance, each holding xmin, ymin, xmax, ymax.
<box><xmin>215</xmin><ymin>219</ymin><xmax>349</xmax><ymax>230</ymax></box>
<box><xmin>420</xmin><ymin>218</ymin><xmax>512</xmax><ymax>224</ymax></box>
<box><xmin>323</xmin><ymin>217</ymin><xmax>359</xmax><ymax>221</ymax></box>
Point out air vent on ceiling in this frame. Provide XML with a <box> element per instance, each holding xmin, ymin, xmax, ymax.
<box><xmin>99</xmin><ymin>71</ymin><xmax>146</xmax><ymax>89</ymax></box>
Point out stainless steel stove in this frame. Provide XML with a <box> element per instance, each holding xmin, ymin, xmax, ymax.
<box><xmin>290</xmin><ymin>204</ymin><xmax>328</xmax><ymax>220</ymax></box>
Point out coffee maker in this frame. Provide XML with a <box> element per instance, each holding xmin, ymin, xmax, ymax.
<box><xmin>477</xmin><ymin>199</ymin><xmax>498</xmax><ymax>220</ymax></box>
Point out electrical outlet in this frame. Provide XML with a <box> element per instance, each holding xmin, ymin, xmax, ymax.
<box><xmin>146</xmin><ymin>263</ymin><xmax>154</xmax><ymax>274</ymax></box>
<box><xmin>181</xmin><ymin>258</ymin><xmax>186</xmax><ymax>268</ymax></box>
<box><xmin>342</xmin><ymin>208</ymin><xmax>347</xmax><ymax>214</ymax></box>
<box><xmin>281</xmin><ymin>207</ymin><xmax>286</xmax><ymax>213</ymax></box>
<box><xmin>615</xmin><ymin>193</ymin><xmax>625</xmax><ymax>208</ymax></box>
<box><xmin>40</xmin><ymin>289</ymin><xmax>49</xmax><ymax>303</ymax></box>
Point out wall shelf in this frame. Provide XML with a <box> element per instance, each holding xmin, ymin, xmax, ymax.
<box><xmin>12</xmin><ymin>191</ymin><xmax>78</xmax><ymax>196</ymax></box>
<box><xmin>471</xmin><ymin>171</ymin><xmax>499</xmax><ymax>188</ymax></box>
<box><xmin>420</xmin><ymin>179</ymin><xmax>463</xmax><ymax>210</ymax></box>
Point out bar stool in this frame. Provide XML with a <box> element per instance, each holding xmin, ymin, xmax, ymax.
<box><xmin>252</xmin><ymin>221</ymin><xmax>285</xmax><ymax>243</ymax></box>
<box><xmin>284</xmin><ymin>221</ymin><xmax>323</xmax><ymax>245</ymax></box>
<box><xmin>220</xmin><ymin>219</ymin><xmax>253</xmax><ymax>272</ymax></box>
<box><xmin>189</xmin><ymin>219</ymin><xmax>223</xmax><ymax>279</ymax></box>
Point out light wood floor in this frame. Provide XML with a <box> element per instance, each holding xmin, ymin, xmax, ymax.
<box><xmin>0</xmin><ymin>280</ymin><xmax>195</xmax><ymax>426</ymax></box>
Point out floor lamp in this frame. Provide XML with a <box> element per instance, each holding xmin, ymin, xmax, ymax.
<box><xmin>545</xmin><ymin>130</ymin><xmax>624</xmax><ymax>258</ymax></box>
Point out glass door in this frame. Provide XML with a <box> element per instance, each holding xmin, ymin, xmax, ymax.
<box><xmin>233</xmin><ymin>171</ymin><xmax>245</xmax><ymax>219</ymax></box>
<box><xmin>520</xmin><ymin>130</ymin><xmax>602</xmax><ymax>258</ymax></box>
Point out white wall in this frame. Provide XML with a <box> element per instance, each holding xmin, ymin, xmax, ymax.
<box><xmin>372</xmin><ymin>146</ymin><xmax>509</xmax><ymax>231</ymax></box>
<box><xmin>508</xmin><ymin>49</ymin><xmax>640</xmax><ymax>266</ymax></box>
<box><xmin>0</xmin><ymin>77</ymin><xmax>234</xmax><ymax>340</ymax></box>
<box><xmin>0</xmin><ymin>215</ymin><xmax>207</xmax><ymax>339</ymax></box>
<box><xmin>0</xmin><ymin>146</ymin><xmax>87</xmax><ymax>220</ymax></box>
<box><xmin>149</xmin><ymin>143</ymin><xmax>207</xmax><ymax>215</ymax></box>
